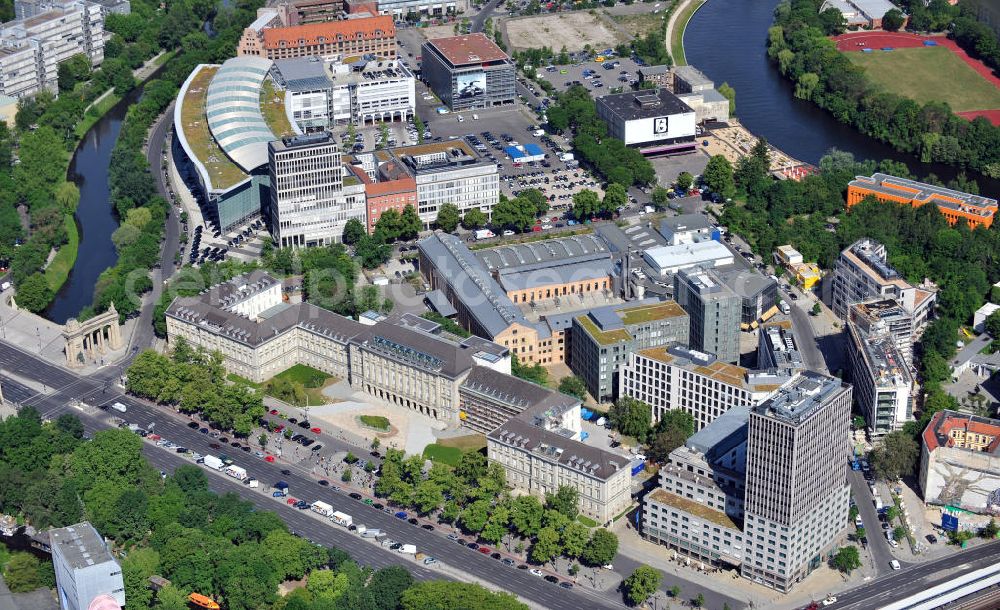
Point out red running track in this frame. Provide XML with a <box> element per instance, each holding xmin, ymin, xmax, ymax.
<box><xmin>833</xmin><ymin>31</ymin><xmax>1000</xmax><ymax>125</ymax></box>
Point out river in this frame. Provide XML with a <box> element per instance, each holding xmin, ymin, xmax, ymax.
<box><xmin>43</xmin><ymin>86</ymin><xmax>148</xmax><ymax>324</ymax></box>
<box><xmin>683</xmin><ymin>0</ymin><xmax>1000</xmax><ymax>193</ymax></box>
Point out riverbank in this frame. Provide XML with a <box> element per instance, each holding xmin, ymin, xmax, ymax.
<box><xmin>667</xmin><ymin>0</ymin><xmax>703</xmax><ymax>65</ymax></box>
<box><xmin>45</xmin><ymin>51</ymin><xmax>175</xmax><ymax>309</ymax></box>
<box><xmin>682</xmin><ymin>0</ymin><xmax>1000</xmax><ymax>191</ymax></box>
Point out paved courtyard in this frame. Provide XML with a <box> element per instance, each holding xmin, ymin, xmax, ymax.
<box><xmin>315</xmin><ymin>379</ymin><xmax>443</xmax><ymax>456</ymax></box>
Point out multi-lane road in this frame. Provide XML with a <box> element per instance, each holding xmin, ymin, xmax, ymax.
<box><xmin>0</xmin><ymin>341</ymin><xmax>626</xmax><ymax>610</ymax></box>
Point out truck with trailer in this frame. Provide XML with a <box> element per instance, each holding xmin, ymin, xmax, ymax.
<box><xmin>224</xmin><ymin>465</ymin><xmax>247</xmax><ymax>481</ymax></box>
<box><xmin>203</xmin><ymin>455</ymin><xmax>224</xmax><ymax>471</ymax></box>
<box><xmin>332</xmin><ymin>511</ymin><xmax>352</xmax><ymax>528</ymax></box>
<box><xmin>311</xmin><ymin>501</ymin><xmax>334</xmax><ymax>518</ymax></box>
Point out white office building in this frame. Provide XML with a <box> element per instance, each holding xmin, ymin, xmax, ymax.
<box><xmin>384</xmin><ymin>140</ymin><xmax>498</xmax><ymax>227</ymax></box>
<box><xmin>619</xmin><ymin>344</ymin><xmax>793</xmax><ymax>431</ymax></box>
<box><xmin>268</xmin><ymin>133</ymin><xmax>366</xmax><ymax>247</ymax></box>
<box><xmin>0</xmin><ymin>0</ymin><xmax>104</xmax><ymax>98</ymax></box>
<box><xmin>271</xmin><ymin>56</ymin><xmax>415</xmax><ymax>129</ymax></box>
<box><xmin>50</xmin><ymin>522</ymin><xmax>125</xmax><ymax>610</ymax></box>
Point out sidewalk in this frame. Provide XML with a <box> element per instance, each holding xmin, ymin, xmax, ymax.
<box><xmin>614</xmin><ymin>520</ymin><xmax>875</xmax><ymax>609</ymax></box>
<box><xmin>0</xmin><ymin>292</ymin><xmax>136</xmax><ymax>375</ymax></box>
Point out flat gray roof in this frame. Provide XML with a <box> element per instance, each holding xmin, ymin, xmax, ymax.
<box><xmin>687</xmin><ymin>405</ymin><xmax>749</xmax><ymax>457</ymax></box>
<box><xmin>417</xmin><ymin>232</ymin><xmax>528</xmax><ymax>337</ymax></box>
<box><xmin>495</xmin><ymin>255</ymin><xmax>613</xmax><ymax>292</ymax></box>
<box><xmin>660</xmin><ymin>213</ymin><xmax>713</xmax><ymax>235</ymax></box>
<box><xmin>476</xmin><ymin>233</ymin><xmax>610</xmax><ymax>271</ymax></box>
<box><xmin>673</xmin><ymin>65</ymin><xmax>713</xmax><ymax>88</ymax></box>
<box><xmin>753</xmin><ymin>371</ymin><xmax>844</xmax><ymax>425</ymax></box>
<box><xmin>595</xmin><ymin>88</ymin><xmax>694</xmax><ymax>123</ymax></box>
<box><xmin>272</xmin><ymin>57</ymin><xmax>332</xmax><ymax>91</ymax></box>
<box><xmin>425</xmin><ymin>289</ymin><xmax>458</xmax><ymax>317</ymax></box>
<box><xmin>50</xmin><ymin>522</ymin><xmax>116</xmax><ymax>571</ymax></box>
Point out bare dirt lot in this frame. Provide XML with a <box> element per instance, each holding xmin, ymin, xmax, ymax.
<box><xmin>505</xmin><ymin>12</ymin><xmax>630</xmax><ymax>52</ymax></box>
<box><xmin>420</xmin><ymin>24</ymin><xmax>459</xmax><ymax>41</ymax></box>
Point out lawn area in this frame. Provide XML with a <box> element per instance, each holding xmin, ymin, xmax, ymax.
<box><xmin>846</xmin><ymin>46</ymin><xmax>1000</xmax><ymax>112</ymax></box>
<box><xmin>227</xmin><ymin>372</ymin><xmax>262</xmax><ymax>388</ymax></box>
<box><xmin>359</xmin><ymin>414</ymin><xmax>390</xmax><ymax>431</ymax></box>
<box><xmin>423</xmin><ymin>434</ymin><xmax>486</xmax><ymax>467</ymax></box>
<box><xmin>260</xmin><ymin>79</ymin><xmax>295</xmax><ymax>138</ymax></box>
<box><xmin>671</xmin><ymin>0</ymin><xmax>704</xmax><ymax>66</ymax></box>
<box><xmin>44</xmin><ymin>215</ymin><xmax>79</xmax><ymax>292</ymax></box>
<box><xmin>422</xmin><ymin>444</ymin><xmax>463</xmax><ymax>467</ymax></box>
<box><xmin>179</xmin><ymin>65</ymin><xmax>248</xmax><ymax>190</ymax></box>
<box><xmin>577</xmin><ymin>514</ymin><xmax>598</xmax><ymax>527</ymax></box>
<box><xmin>263</xmin><ymin>364</ymin><xmax>336</xmax><ymax>406</ymax></box>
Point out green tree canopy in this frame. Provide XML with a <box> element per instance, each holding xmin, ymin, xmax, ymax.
<box><xmin>558</xmin><ymin>376</ymin><xmax>587</xmax><ymax>400</ymax></box>
<box><xmin>609</xmin><ymin>396</ymin><xmax>652</xmax><ymax>441</ymax></box>
<box><xmin>623</xmin><ymin>565</ymin><xmax>661</xmax><ymax>606</ymax></box>
<box><xmin>435</xmin><ymin>203</ymin><xmax>461</xmax><ymax>233</ymax></box>
<box><xmin>462</xmin><ymin>208</ymin><xmax>486</xmax><ymax>229</ymax></box>
<box><xmin>342</xmin><ymin>217</ymin><xmax>366</xmax><ymax>245</ymax></box>
<box><xmin>832</xmin><ymin>546</ymin><xmax>861</xmax><ymax>574</ymax></box>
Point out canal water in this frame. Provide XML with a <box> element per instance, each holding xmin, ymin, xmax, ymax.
<box><xmin>683</xmin><ymin>0</ymin><xmax>1000</xmax><ymax>193</ymax></box>
<box><xmin>43</xmin><ymin>84</ymin><xmax>149</xmax><ymax>323</ymax></box>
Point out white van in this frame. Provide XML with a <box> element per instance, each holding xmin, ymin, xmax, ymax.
<box><xmin>457</xmin><ymin>115</ymin><xmax>464</xmax><ymax>122</ymax></box>
<box><xmin>472</xmin><ymin>114</ymin><xmax>479</xmax><ymax>120</ymax></box>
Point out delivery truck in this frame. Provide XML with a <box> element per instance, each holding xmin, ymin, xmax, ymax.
<box><xmin>311</xmin><ymin>501</ymin><xmax>334</xmax><ymax>518</ymax></box>
<box><xmin>361</xmin><ymin>529</ymin><xmax>383</xmax><ymax>539</ymax></box>
<box><xmin>332</xmin><ymin>511</ymin><xmax>353</xmax><ymax>528</ymax></box>
<box><xmin>224</xmin><ymin>465</ymin><xmax>247</xmax><ymax>481</ymax></box>
<box><xmin>203</xmin><ymin>455</ymin><xmax>224</xmax><ymax>471</ymax></box>
<box><xmin>399</xmin><ymin>544</ymin><xmax>417</xmax><ymax>555</ymax></box>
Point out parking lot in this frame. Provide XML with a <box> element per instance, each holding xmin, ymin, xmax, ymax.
<box><xmin>535</xmin><ymin>54</ymin><xmax>646</xmax><ymax>97</ymax></box>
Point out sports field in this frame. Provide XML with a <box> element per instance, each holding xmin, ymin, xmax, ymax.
<box><xmin>846</xmin><ymin>46</ymin><xmax>1000</xmax><ymax>113</ymax></box>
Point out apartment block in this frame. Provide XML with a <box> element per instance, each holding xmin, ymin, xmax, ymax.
<box><xmin>847</xmin><ymin>299</ymin><xmax>914</xmax><ymax>366</ymax></box>
<box><xmin>619</xmin><ymin>344</ymin><xmax>792</xmax><ymax>431</ymax></box>
<box><xmin>268</xmin><ymin>133</ymin><xmax>366</xmax><ymax>247</ymax></box>
<box><xmin>673</xmin><ymin>267</ymin><xmax>741</xmax><ymax>364</ymax></box>
<box><xmin>50</xmin><ymin>522</ymin><xmax>125</xmax><ymax>610</ymax></box>
<box><xmin>742</xmin><ymin>372</ymin><xmax>852</xmax><ymax>592</ymax></box>
<box><xmin>389</xmin><ymin>140</ymin><xmax>499</xmax><ymax>226</ymax></box>
<box><xmin>570</xmin><ymin>300</ymin><xmax>690</xmax><ymax>402</ymax></box>
<box><xmin>271</xmin><ymin>56</ymin><xmax>415</xmax><ymax>128</ymax></box>
<box><xmin>848</xmin><ymin>172</ymin><xmax>998</xmax><ymax>229</ymax></box>
<box><xmin>375</xmin><ymin>0</ymin><xmax>468</xmax><ymax>17</ymax></box>
<box><xmin>847</xmin><ymin>315</ymin><xmax>913</xmax><ymax>437</ymax></box>
<box><xmin>831</xmin><ymin>238</ymin><xmax>936</xmax><ymax>331</ymax></box>
<box><xmin>0</xmin><ymin>0</ymin><xmax>104</xmax><ymax>98</ymax></box>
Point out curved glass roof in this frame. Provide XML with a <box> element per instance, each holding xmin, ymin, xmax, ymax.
<box><xmin>206</xmin><ymin>56</ymin><xmax>276</xmax><ymax>171</ymax></box>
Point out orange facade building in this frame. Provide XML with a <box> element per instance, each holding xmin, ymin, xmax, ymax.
<box><xmin>847</xmin><ymin>173</ymin><xmax>998</xmax><ymax>229</ymax></box>
<box><xmin>239</xmin><ymin>15</ymin><xmax>396</xmax><ymax>61</ymax></box>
